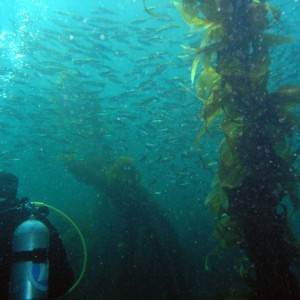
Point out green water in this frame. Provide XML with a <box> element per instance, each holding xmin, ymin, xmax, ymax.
<box><xmin>0</xmin><ymin>0</ymin><xmax>299</xmax><ymax>299</ymax></box>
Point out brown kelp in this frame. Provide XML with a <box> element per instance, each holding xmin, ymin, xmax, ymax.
<box><xmin>173</xmin><ymin>0</ymin><xmax>300</xmax><ymax>298</ymax></box>
<box><xmin>62</xmin><ymin>154</ymin><xmax>193</xmax><ymax>299</ymax></box>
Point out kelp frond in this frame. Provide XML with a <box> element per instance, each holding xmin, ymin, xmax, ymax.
<box><xmin>174</xmin><ymin>0</ymin><xmax>214</xmax><ymax>30</ymax></box>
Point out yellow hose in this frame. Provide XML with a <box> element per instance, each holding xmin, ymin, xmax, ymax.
<box><xmin>33</xmin><ymin>201</ymin><xmax>88</xmax><ymax>294</ymax></box>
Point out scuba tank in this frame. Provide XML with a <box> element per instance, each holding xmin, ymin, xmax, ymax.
<box><xmin>9</xmin><ymin>215</ymin><xmax>50</xmax><ymax>300</ymax></box>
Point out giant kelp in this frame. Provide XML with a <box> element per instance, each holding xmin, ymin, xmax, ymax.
<box><xmin>174</xmin><ymin>0</ymin><xmax>300</xmax><ymax>298</ymax></box>
<box><xmin>63</xmin><ymin>154</ymin><xmax>194</xmax><ymax>299</ymax></box>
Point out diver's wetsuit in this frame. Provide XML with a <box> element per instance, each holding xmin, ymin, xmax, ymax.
<box><xmin>0</xmin><ymin>200</ymin><xmax>75</xmax><ymax>299</ymax></box>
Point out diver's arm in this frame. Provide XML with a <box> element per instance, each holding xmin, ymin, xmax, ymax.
<box><xmin>41</xmin><ymin>218</ymin><xmax>75</xmax><ymax>299</ymax></box>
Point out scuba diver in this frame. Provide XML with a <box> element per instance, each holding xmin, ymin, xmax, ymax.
<box><xmin>0</xmin><ymin>171</ymin><xmax>75</xmax><ymax>299</ymax></box>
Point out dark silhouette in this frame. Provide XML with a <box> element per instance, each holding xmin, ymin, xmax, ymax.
<box><xmin>64</xmin><ymin>155</ymin><xmax>193</xmax><ymax>299</ymax></box>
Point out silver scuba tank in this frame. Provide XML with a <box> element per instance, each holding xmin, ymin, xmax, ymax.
<box><xmin>9</xmin><ymin>215</ymin><xmax>50</xmax><ymax>300</ymax></box>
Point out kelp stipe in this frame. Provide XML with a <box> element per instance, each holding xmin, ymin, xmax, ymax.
<box><xmin>62</xmin><ymin>154</ymin><xmax>194</xmax><ymax>299</ymax></box>
<box><xmin>174</xmin><ymin>0</ymin><xmax>300</xmax><ymax>298</ymax></box>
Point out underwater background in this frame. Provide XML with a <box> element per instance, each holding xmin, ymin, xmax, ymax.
<box><xmin>0</xmin><ymin>0</ymin><xmax>299</xmax><ymax>299</ymax></box>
